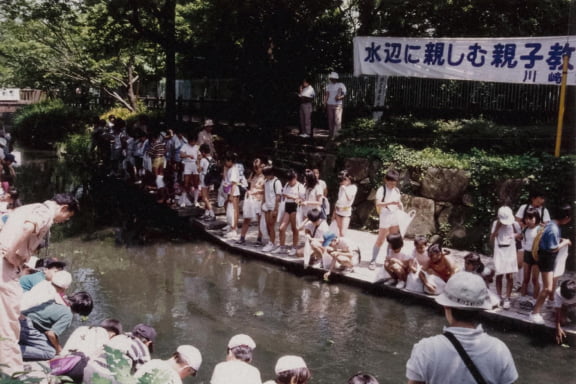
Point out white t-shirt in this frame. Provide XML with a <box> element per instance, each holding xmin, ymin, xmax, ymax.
<box><xmin>406</xmin><ymin>325</ymin><xmax>518</xmax><ymax>384</ymax></box>
<box><xmin>300</xmin><ymin>85</ymin><xmax>315</xmax><ymax>99</ymax></box>
<box><xmin>515</xmin><ymin>204</ymin><xmax>550</xmax><ymax>223</ymax></box>
<box><xmin>389</xmin><ymin>250</ymin><xmax>412</xmax><ymax>262</ymax></box>
<box><xmin>491</xmin><ymin>221</ymin><xmax>520</xmax><ymax>247</ymax></box>
<box><xmin>521</xmin><ymin>225</ymin><xmax>540</xmax><ymax>251</ymax></box>
<box><xmin>304</xmin><ymin>220</ymin><xmax>330</xmax><ymax>240</ymax></box>
<box><xmin>180</xmin><ymin>143</ymin><xmax>199</xmax><ymax>174</ymax></box>
<box><xmin>335</xmin><ymin>184</ymin><xmax>357</xmax><ymax>216</ymax></box>
<box><xmin>135</xmin><ymin>359</ymin><xmax>182</xmax><ymax>384</ymax></box>
<box><xmin>210</xmin><ymin>360</ymin><xmax>262</xmax><ymax>384</ymax></box>
<box><xmin>325</xmin><ymin>82</ymin><xmax>347</xmax><ymax>105</ymax></box>
<box><xmin>263</xmin><ymin>177</ymin><xmax>282</xmax><ymax>210</ymax></box>
<box><xmin>283</xmin><ymin>182</ymin><xmax>305</xmax><ymax>203</ymax></box>
<box><xmin>375</xmin><ymin>186</ymin><xmax>401</xmax><ymax>213</ymax></box>
<box><xmin>199</xmin><ymin>156</ymin><xmax>212</xmax><ymax>187</ymax></box>
<box><xmin>224</xmin><ymin>165</ymin><xmax>240</xmax><ymax>196</ymax></box>
<box><xmin>61</xmin><ymin>326</ymin><xmax>110</xmax><ymax>358</ymax></box>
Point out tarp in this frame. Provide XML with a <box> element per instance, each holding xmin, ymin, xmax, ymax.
<box><xmin>354</xmin><ymin>36</ymin><xmax>576</xmax><ymax>85</ymax></box>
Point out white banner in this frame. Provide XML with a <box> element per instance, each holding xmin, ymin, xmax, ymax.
<box><xmin>354</xmin><ymin>36</ymin><xmax>576</xmax><ymax>85</ymax></box>
<box><xmin>0</xmin><ymin>88</ymin><xmax>20</xmax><ymax>101</ymax></box>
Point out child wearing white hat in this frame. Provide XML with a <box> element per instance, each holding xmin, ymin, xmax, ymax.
<box><xmin>210</xmin><ymin>334</ymin><xmax>262</xmax><ymax>384</ymax></box>
<box><xmin>135</xmin><ymin>344</ymin><xmax>202</xmax><ymax>384</ymax></box>
<box><xmin>263</xmin><ymin>355</ymin><xmax>310</xmax><ymax>384</ymax></box>
<box><xmin>490</xmin><ymin>206</ymin><xmax>521</xmax><ymax>309</ymax></box>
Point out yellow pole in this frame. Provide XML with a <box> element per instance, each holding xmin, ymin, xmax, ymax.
<box><xmin>555</xmin><ymin>55</ymin><xmax>570</xmax><ymax>157</ymax></box>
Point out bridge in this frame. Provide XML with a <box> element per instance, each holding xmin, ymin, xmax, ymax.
<box><xmin>0</xmin><ymin>88</ymin><xmax>45</xmax><ymax>116</ymax></box>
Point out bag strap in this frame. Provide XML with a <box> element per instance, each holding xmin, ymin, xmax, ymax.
<box><xmin>443</xmin><ymin>331</ymin><xmax>488</xmax><ymax>384</ymax></box>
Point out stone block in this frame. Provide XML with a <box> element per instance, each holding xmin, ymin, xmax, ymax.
<box><xmin>420</xmin><ymin>167</ymin><xmax>470</xmax><ymax>202</ymax></box>
<box><xmin>403</xmin><ymin>195</ymin><xmax>435</xmax><ymax>237</ymax></box>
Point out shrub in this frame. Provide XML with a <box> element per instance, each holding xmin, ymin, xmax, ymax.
<box><xmin>12</xmin><ymin>99</ymin><xmax>96</xmax><ymax>149</ymax></box>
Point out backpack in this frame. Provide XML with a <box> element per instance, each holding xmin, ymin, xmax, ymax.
<box><xmin>204</xmin><ymin>158</ymin><xmax>222</xmax><ymax>187</ymax></box>
<box><xmin>531</xmin><ymin>224</ymin><xmax>546</xmax><ymax>261</ymax></box>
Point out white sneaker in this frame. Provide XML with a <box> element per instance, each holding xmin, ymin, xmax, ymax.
<box><xmin>262</xmin><ymin>243</ymin><xmax>275</xmax><ymax>252</ymax></box>
<box><xmin>222</xmin><ymin>225</ymin><xmax>231</xmax><ymax>232</ymax></box>
<box><xmin>271</xmin><ymin>246</ymin><xmax>286</xmax><ymax>254</ymax></box>
<box><xmin>395</xmin><ymin>280</ymin><xmax>406</xmax><ymax>289</ymax></box>
<box><xmin>528</xmin><ymin>312</ymin><xmax>545</xmax><ymax>324</ymax></box>
<box><xmin>287</xmin><ymin>247</ymin><xmax>297</xmax><ymax>256</ymax></box>
<box><xmin>502</xmin><ymin>298</ymin><xmax>511</xmax><ymax>310</ymax></box>
<box><xmin>299</xmin><ymin>133</ymin><xmax>310</xmax><ymax>138</ymax></box>
<box><xmin>224</xmin><ymin>230</ymin><xmax>238</xmax><ymax>239</ymax></box>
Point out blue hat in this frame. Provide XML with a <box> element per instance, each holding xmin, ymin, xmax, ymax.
<box><xmin>322</xmin><ymin>232</ymin><xmax>337</xmax><ymax>247</ymax></box>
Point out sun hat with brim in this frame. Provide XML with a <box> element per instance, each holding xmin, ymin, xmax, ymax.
<box><xmin>203</xmin><ymin>119</ymin><xmax>215</xmax><ymax>127</ymax></box>
<box><xmin>51</xmin><ymin>270</ymin><xmax>72</xmax><ymax>289</ymax></box>
<box><xmin>328</xmin><ymin>71</ymin><xmax>339</xmax><ymax>79</ymax></box>
<box><xmin>435</xmin><ymin>272</ymin><xmax>492</xmax><ymax>310</ymax></box>
<box><xmin>228</xmin><ymin>334</ymin><xmax>256</xmax><ymax>349</ymax></box>
<box><xmin>275</xmin><ymin>355</ymin><xmax>307</xmax><ymax>374</ymax></box>
<box><xmin>178</xmin><ymin>345</ymin><xmax>202</xmax><ymax>372</ymax></box>
<box><xmin>322</xmin><ymin>232</ymin><xmax>337</xmax><ymax>247</ymax></box>
<box><xmin>497</xmin><ymin>206</ymin><xmax>515</xmax><ymax>225</ymax></box>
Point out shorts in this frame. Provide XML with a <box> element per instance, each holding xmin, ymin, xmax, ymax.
<box><xmin>285</xmin><ymin>202</ymin><xmax>298</xmax><ymax>214</ymax></box>
<box><xmin>183</xmin><ymin>162</ymin><xmax>198</xmax><ymax>175</ymax></box>
<box><xmin>537</xmin><ymin>250</ymin><xmax>557</xmax><ymax>273</ymax></box>
<box><xmin>379</xmin><ymin>210</ymin><xmax>399</xmax><ymax>229</ymax></box>
<box><xmin>152</xmin><ymin>157</ymin><xmax>164</xmax><ymax>170</ymax></box>
<box><xmin>523</xmin><ymin>250</ymin><xmax>536</xmax><ymax>265</ymax></box>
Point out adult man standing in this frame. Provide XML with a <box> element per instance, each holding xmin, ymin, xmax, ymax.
<box><xmin>0</xmin><ymin>193</ymin><xmax>79</xmax><ymax>375</ymax></box>
<box><xmin>323</xmin><ymin>72</ymin><xmax>346</xmax><ymax>138</ymax></box>
<box><xmin>406</xmin><ymin>272</ymin><xmax>518</xmax><ymax>384</ymax></box>
<box><xmin>197</xmin><ymin>119</ymin><xmax>216</xmax><ymax>157</ymax></box>
<box><xmin>298</xmin><ymin>78</ymin><xmax>315</xmax><ymax>138</ymax></box>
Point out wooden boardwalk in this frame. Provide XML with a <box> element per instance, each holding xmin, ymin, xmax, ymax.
<box><xmin>185</xmin><ymin>208</ymin><xmax>576</xmax><ymax>344</ymax></box>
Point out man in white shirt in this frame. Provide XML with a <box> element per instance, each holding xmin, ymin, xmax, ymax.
<box><xmin>406</xmin><ymin>272</ymin><xmax>518</xmax><ymax>384</ymax></box>
<box><xmin>323</xmin><ymin>72</ymin><xmax>346</xmax><ymax>138</ymax></box>
<box><xmin>298</xmin><ymin>78</ymin><xmax>315</xmax><ymax>138</ymax></box>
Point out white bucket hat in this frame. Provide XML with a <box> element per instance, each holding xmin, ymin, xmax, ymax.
<box><xmin>203</xmin><ymin>119</ymin><xmax>215</xmax><ymax>127</ymax></box>
<box><xmin>497</xmin><ymin>206</ymin><xmax>515</xmax><ymax>225</ymax></box>
<box><xmin>177</xmin><ymin>345</ymin><xmax>202</xmax><ymax>371</ymax></box>
<box><xmin>228</xmin><ymin>334</ymin><xmax>256</xmax><ymax>349</ymax></box>
<box><xmin>51</xmin><ymin>270</ymin><xmax>72</xmax><ymax>289</ymax></box>
<box><xmin>275</xmin><ymin>355</ymin><xmax>307</xmax><ymax>374</ymax></box>
<box><xmin>328</xmin><ymin>71</ymin><xmax>339</xmax><ymax>79</ymax></box>
<box><xmin>435</xmin><ymin>272</ymin><xmax>492</xmax><ymax>310</ymax></box>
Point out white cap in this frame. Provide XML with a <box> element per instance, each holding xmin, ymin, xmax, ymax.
<box><xmin>24</xmin><ymin>256</ymin><xmax>39</xmax><ymax>270</ymax></box>
<box><xmin>177</xmin><ymin>345</ymin><xmax>202</xmax><ymax>371</ymax></box>
<box><xmin>228</xmin><ymin>334</ymin><xmax>256</xmax><ymax>350</ymax></box>
<box><xmin>51</xmin><ymin>270</ymin><xmax>72</xmax><ymax>289</ymax></box>
<box><xmin>275</xmin><ymin>355</ymin><xmax>307</xmax><ymax>374</ymax></box>
<box><xmin>435</xmin><ymin>272</ymin><xmax>492</xmax><ymax>310</ymax></box>
<box><xmin>497</xmin><ymin>206</ymin><xmax>514</xmax><ymax>225</ymax></box>
<box><xmin>203</xmin><ymin>119</ymin><xmax>215</xmax><ymax>127</ymax></box>
<box><xmin>328</xmin><ymin>71</ymin><xmax>339</xmax><ymax>79</ymax></box>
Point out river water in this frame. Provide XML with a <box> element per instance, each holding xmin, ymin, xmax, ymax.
<box><xmin>17</xmin><ymin>150</ymin><xmax>576</xmax><ymax>383</ymax></box>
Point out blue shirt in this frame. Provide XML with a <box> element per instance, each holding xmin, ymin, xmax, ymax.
<box><xmin>20</xmin><ymin>271</ymin><xmax>46</xmax><ymax>291</ymax></box>
<box><xmin>539</xmin><ymin>221</ymin><xmax>561</xmax><ymax>252</ymax></box>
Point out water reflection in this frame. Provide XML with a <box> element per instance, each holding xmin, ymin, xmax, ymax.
<box><xmin>48</xmin><ymin>236</ymin><xmax>575</xmax><ymax>384</ymax></box>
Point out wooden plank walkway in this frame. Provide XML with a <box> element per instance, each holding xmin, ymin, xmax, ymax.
<box><xmin>186</xmin><ymin>209</ymin><xmax>576</xmax><ymax>343</ymax></box>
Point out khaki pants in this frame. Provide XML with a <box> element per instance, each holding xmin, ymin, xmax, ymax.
<box><xmin>327</xmin><ymin>104</ymin><xmax>343</xmax><ymax>138</ymax></box>
<box><xmin>299</xmin><ymin>103</ymin><xmax>313</xmax><ymax>135</ymax></box>
<box><xmin>0</xmin><ymin>257</ymin><xmax>24</xmax><ymax>375</ymax></box>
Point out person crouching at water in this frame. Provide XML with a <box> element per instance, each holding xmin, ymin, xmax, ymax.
<box><xmin>263</xmin><ymin>355</ymin><xmax>311</xmax><ymax>384</ymax></box>
<box><xmin>210</xmin><ymin>334</ymin><xmax>262</xmax><ymax>384</ymax></box>
<box><xmin>406</xmin><ymin>272</ymin><xmax>518</xmax><ymax>384</ymax></box>
<box><xmin>347</xmin><ymin>373</ymin><xmax>380</xmax><ymax>384</ymax></box>
<box><xmin>135</xmin><ymin>345</ymin><xmax>202</xmax><ymax>384</ymax></box>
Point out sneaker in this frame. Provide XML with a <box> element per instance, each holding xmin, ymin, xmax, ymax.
<box><xmin>235</xmin><ymin>238</ymin><xmax>246</xmax><ymax>245</ymax></box>
<box><xmin>222</xmin><ymin>225</ymin><xmax>231</xmax><ymax>232</ymax></box>
<box><xmin>502</xmin><ymin>298</ymin><xmax>511</xmax><ymax>310</ymax></box>
<box><xmin>224</xmin><ymin>230</ymin><xmax>238</xmax><ymax>239</ymax></box>
<box><xmin>299</xmin><ymin>133</ymin><xmax>310</xmax><ymax>138</ymax></box>
<box><xmin>287</xmin><ymin>248</ymin><xmax>297</xmax><ymax>256</ymax></box>
<box><xmin>206</xmin><ymin>215</ymin><xmax>216</xmax><ymax>221</ymax></box>
<box><xmin>271</xmin><ymin>246</ymin><xmax>286</xmax><ymax>254</ymax></box>
<box><xmin>262</xmin><ymin>243</ymin><xmax>275</xmax><ymax>252</ymax></box>
<box><xmin>395</xmin><ymin>280</ymin><xmax>406</xmax><ymax>289</ymax></box>
<box><xmin>368</xmin><ymin>261</ymin><xmax>376</xmax><ymax>270</ymax></box>
<box><xmin>528</xmin><ymin>312</ymin><xmax>545</xmax><ymax>324</ymax></box>
<box><xmin>254</xmin><ymin>238</ymin><xmax>264</xmax><ymax>247</ymax></box>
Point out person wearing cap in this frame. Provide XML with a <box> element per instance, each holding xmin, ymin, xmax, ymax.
<box><xmin>263</xmin><ymin>355</ymin><xmax>310</xmax><ymax>384</ymax></box>
<box><xmin>323</xmin><ymin>71</ymin><xmax>346</xmax><ymax>138</ymax></box>
<box><xmin>19</xmin><ymin>257</ymin><xmax>67</xmax><ymax>292</ymax></box>
<box><xmin>529</xmin><ymin>204</ymin><xmax>572</xmax><ymax>324</ymax></box>
<box><xmin>298</xmin><ymin>78</ymin><xmax>315</xmax><ymax>138</ymax></box>
<box><xmin>490</xmin><ymin>206</ymin><xmax>521</xmax><ymax>310</ymax></box>
<box><xmin>20</xmin><ymin>270</ymin><xmax>72</xmax><ymax>311</ymax></box>
<box><xmin>19</xmin><ymin>291</ymin><xmax>93</xmax><ymax>361</ymax></box>
<box><xmin>135</xmin><ymin>344</ymin><xmax>202</xmax><ymax>384</ymax></box>
<box><xmin>0</xmin><ymin>193</ymin><xmax>79</xmax><ymax>374</ymax></box>
<box><xmin>322</xmin><ymin>232</ymin><xmax>360</xmax><ymax>281</ymax></box>
<box><xmin>210</xmin><ymin>334</ymin><xmax>262</xmax><ymax>384</ymax></box>
<box><xmin>405</xmin><ymin>272</ymin><xmax>518</xmax><ymax>384</ymax></box>
<box><xmin>198</xmin><ymin>118</ymin><xmax>216</xmax><ymax>157</ymax></box>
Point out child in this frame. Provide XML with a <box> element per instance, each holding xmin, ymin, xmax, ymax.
<box><xmin>383</xmin><ymin>233</ymin><xmax>412</xmax><ymax>289</ymax></box>
<box><xmin>322</xmin><ymin>232</ymin><xmax>360</xmax><ymax>281</ymax></box>
<box><xmin>296</xmin><ymin>208</ymin><xmax>329</xmax><ymax>262</ymax></box>
<box><xmin>405</xmin><ymin>235</ymin><xmax>428</xmax><ymax>292</ymax></box>
<box><xmin>332</xmin><ymin>170</ymin><xmax>357</xmax><ymax>237</ymax></box>
<box><xmin>222</xmin><ymin>152</ymin><xmax>240</xmax><ymax>238</ymax></box>
<box><xmin>263</xmin><ymin>355</ymin><xmax>310</xmax><ymax>384</ymax></box>
<box><xmin>301</xmin><ymin>169</ymin><xmax>324</xmax><ymax>220</ymax></box>
<box><xmin>422</xmin><ymin>243</ymin><xmax>457</xmax><ymax>295</ymax></box>
<box><xmin>519</xmin><ymin>207</ymin><xmax>542</xmax><ymax>300</ymax></box>
<box><xmin>554</xmin><ymin>279</ymin><xmax>576</xmax><ymax>345</ymax></box>
<box><xmin>273</xmin><ymin>170</ymin><xmax>305</xmax><ymax>255</ymax></box>
<box><xmin>491</xmin><ymin>206</ymin><xmax>520</xmax><ymax>309</ymax></box>
<box><xmin>237</xmin><ymin>158</ymin><xmax>265</xmax><ymax>245</ymax></box>
<box><xmin>262</xmin><ymin>165</ymin><xmax>283</xmax><ymax>252</ymax></box>
<box><xmin>369</xmin><ymin>169</ymin><xmax>403</xmax><ymax>270</ymax></box>
<box><xmin>1</xmin><ymin>153</ymin><xmax>16</xmax><ymax>192</ymax></box>
<box><xmin>198</xmin><ymin>144</ymin><xmax>215</xmax><ymax>220</ymax></box>
<box><xmin>179</xmin><ymin>132</ymin><xmax>200</xmax><ymax>207</ymax></box>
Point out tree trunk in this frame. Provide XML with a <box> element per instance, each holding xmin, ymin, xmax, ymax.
<box><xmin>164</xmin><ymin>0</ymin><xmax>177</xmax><ymax>126</ymax></box>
